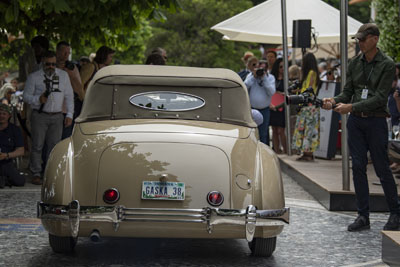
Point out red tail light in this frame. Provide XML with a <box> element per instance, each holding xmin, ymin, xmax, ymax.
<box><xmin>207</xmin><ymin>191</ymin><xmax>224</xmax><ymax>206</ymax></box>
<box><xmin>103</xmin><ymin>188</ymin><xmax>120</xmax><ymax>204</ymax></box>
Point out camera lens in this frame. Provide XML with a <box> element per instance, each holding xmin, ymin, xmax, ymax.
<box><xmin>286</xmin><ymin>94</ymin><xmax>305</xmax><ymax>105</ymax></box>
<box><xmin>256</xmin><ymin>68</ymin><xmax>264</xmax><ymax>77</ymax></box>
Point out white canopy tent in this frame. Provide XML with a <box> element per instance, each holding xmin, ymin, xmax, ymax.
<box><xmin>211</xmin><ymin>0</ymin><xmax>363</xmax><ymax>45</ymax></box>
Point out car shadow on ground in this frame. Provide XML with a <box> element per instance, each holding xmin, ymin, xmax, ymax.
<box><xmin>27</xmin><ymin>237</ymin><xmax>277</xmax><ymax>266</ymax></box>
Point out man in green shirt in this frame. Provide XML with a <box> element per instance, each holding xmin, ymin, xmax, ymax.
<box><xmin>323</xmin><ymin>23</ymin><xmax>400</xmax><ymax>232</ymax></box>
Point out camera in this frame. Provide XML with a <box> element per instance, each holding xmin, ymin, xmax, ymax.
<box><xmin>39</xmin><ymin>74</ymin><xmax>61</xmax><ymax>112</ymax></box>
<box><xmin>255</xmin><ymin>68</ymin><xmax>265</xmax><ymax>77</ymax></box>
<box><xmin>288</xmin><ymin>80</ymin><xmax>301</xmax><ymax>93</ymax></box>
<box><xmin>65</xmin><ymin>60</ymin><xmax>75</xmax><ymax>70</ymax></box>
<box><xmin>286</xmin><ymin>87</ymin><xmax>324</xmax><ymax>108</ymax></box>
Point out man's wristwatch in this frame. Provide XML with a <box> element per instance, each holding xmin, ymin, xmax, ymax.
<box><xmin>6</xmin><ymin>153</ymin><xmax>9</xmax><ymax>160</ymax></box>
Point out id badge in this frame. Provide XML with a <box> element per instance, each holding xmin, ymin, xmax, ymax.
<box><xmin>361</xmin><ymin>88</ymin><xmax>368</xmax><ymax>99</ymax></box>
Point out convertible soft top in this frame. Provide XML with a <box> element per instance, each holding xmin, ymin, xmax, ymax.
<box><xmin>76</xmin><ymin>65</ymin><xmax>256</xmax><ymax>127</ymax></box>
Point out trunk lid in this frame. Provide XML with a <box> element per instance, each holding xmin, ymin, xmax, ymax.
<box><xmin>96</xmin><ymin>141</ymin><xmax>231</xmax><ymax>209</ymax></box>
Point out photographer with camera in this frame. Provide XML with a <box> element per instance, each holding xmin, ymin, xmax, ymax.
<box><xmin>56</xmin><ymin>41</ymin><xmax>84</xmax><ymax>139</ymax></box>
<box><xmin>322</xmin><ymin>23</ymin><xmax>400</xmax><ymax>232</ymax></box>
<box><xmin>292</xmin><ymin>53</ymin><xmax>320</xmax><ymax>161</ymax></box>
<box><xmin>244</xmin><ymin>57</ymin><xmax>276</xmax><ymax>145</ymax></box>
<box><xmin>23</xmin><ymin>50</ymin><xmax>74</xmax><ymax>185</ymax></box>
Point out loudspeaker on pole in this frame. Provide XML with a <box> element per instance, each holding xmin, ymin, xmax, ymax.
<box><xmin>292</xmin><ymin>20</ymin><xmax>311</xmax><ymax>48</ymax></box>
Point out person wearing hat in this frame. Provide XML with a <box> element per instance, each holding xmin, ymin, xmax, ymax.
<box><xmin>0</xmin><ymin>103</ymin><xmax>25</xmax><ymax>188</ymax></box>
<box><xmin>237</xmin><ymin>51</ymin><xmax>254</xmax><ymax>81</ymax></box>
<box><xmin>323</xmin><ymin>23</ymin><xmax>400</xmax><ymax>231</ymax></box>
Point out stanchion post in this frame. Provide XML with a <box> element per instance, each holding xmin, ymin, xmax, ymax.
<box><xmin>281</xmin><ymin>0</ymin><xmax>291</xmax><ymax>156</ymax></box>
<box><xmin>340</xmin><ymin>0</ymin><xmax>350</xmax><ymax>191</ymax></box>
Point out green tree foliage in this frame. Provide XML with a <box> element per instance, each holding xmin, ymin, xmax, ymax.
<box><xmin>145</xmin><ymin>0</ymin><xmax>260</xmax><ymax>71</ymax></box>
<box><xmin>373</xmin><ymin>0</ymin><xmax>400</xmax><ymax>62</ymax></box>
<box><xmin>251</xmin><ymin>0</ymin><xmax>371</xmax><ymax>24</ymax></box>
<box><xmin>0</xmin><ymin>0</ymin><xmax>180</xmax><ymax>70</ymax></box>
<box><xmin>322</xmin><ymin>0</ymin><xmax>371</xmax><ymax>23</ymax></box>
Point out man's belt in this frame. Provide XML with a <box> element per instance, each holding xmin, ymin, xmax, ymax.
<box><xmin>351</xmin><ymin>111</ymin><xmax>389</xmax><ymax>118</ymax></box>
<box><xmin>34</xmin><ymin>110</ymin><xmax>61</xmax><ymax>115</ymax></box>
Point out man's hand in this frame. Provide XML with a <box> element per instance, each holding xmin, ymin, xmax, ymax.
<box><xmin>39</xmin><ymin>93</ymin><xmax>48</xmax><ymax>104</ymax></box>
<box><xmin>0</xmin><ymin>153</ymin><xmax>7</xmax><ymax>161</ymax></box>
<box><xmin>322</xmin><ymin>98</ymin><xmax>336</xmax><ymax>110</ymax></box>
<box><xmin>64</xmin><ymin>117</ymin><xmax>73</xmax><ymax>127</ymax></box>
<box><xmin>63</xmin><ymin>65</ymin><xmax>76</xmax><ymax>76</ymax></box>
<box><xmin>333</xmin><ymin>103</ymin><xmax>353</xmax><ymax>114</ymax></box>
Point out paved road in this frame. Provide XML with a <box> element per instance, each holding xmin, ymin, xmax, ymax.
<box><xmin>0</xmin><ymin>173</ymin><xmax>390</xmax><ymax>266</ymax></box>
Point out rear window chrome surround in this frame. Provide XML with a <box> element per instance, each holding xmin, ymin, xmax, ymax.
<box><xmin>129</xmin><ymin>91</ymin><xmax>206</xmax><ymax>112</ymax></box>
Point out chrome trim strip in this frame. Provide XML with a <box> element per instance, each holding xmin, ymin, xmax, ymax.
<box><xmin>123</xmin><ymin>212</ymin><xmax>204</xmax><ymax>218</ymax></box>
<box><xmin>123</xmin><ymin>218</ymin><xmax>205</xmax><ymax>223</ymax></box>
<box><xmin>123</xmin><ymin>208</ymin><xmax>204</xmax><ymax>213</ymax></box>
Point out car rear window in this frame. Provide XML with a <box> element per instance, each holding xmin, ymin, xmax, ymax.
<box><xmin>129</xmin><ymin>91</ymin><xmax>205</xmax><ymax>111</ymax></box>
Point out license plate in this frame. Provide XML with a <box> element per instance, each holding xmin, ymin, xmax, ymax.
<box><xmin>142</xmin><ymin>181</ymin><xmax>185</xmax><ymax>200</ymax></box>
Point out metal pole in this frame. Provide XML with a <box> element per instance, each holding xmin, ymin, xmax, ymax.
<box><xmin>281</xmin><ymin>0</ymin><xmax>291</xmax><ymax>155</ymax></box>
<box><xmin>340</xmin><ymin>0</ymin><xmax>350</xmax><ymax>191</ymax></box>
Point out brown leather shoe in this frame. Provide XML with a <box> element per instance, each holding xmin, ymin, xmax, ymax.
<box><xmin>31</xmin><ymin>176</ymin><xmax>42</xmax><ymax>185</ymax></box>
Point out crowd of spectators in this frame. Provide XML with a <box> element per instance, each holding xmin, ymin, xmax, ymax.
<box><xmin>0</xmin><ymin>35</ymin><xmax>167</xmax><ymax>187</ymax></box>
<box><xmin>2</xmin><ymin>32</ymin><xmax>400</xmax><ymax>189</ymax></box>
<box><xmin>238</xmin><ymin>48</ymin><xmax>400</xmax><ymax>164</ymax></box>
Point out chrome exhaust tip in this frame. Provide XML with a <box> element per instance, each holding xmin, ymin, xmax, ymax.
<box><xmin>89</xmin><ymin>230</ymin><xmax>100</xmax><ymax>242</ymax></box>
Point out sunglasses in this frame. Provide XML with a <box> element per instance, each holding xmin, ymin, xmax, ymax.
<box><xmin>279</xmin><ymin>65</ymin><xmax>283</xmax><ymax>68</ymax></box>
<box><xmin>45</xmin><ymin>62</ymin><xmax>56</xmax><ymax>66</ymax></box>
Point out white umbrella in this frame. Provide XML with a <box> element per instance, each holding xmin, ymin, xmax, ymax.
<box><xmin>211</xmin><ymin>0</ymin><xmax>363</xmax><ymax>44</ymax></box>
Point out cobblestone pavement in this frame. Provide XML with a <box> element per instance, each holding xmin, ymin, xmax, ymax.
<box><xmin>0</xmin><ymin>173</ymin><xmax>390</xmax><ymax>267</ymax></box>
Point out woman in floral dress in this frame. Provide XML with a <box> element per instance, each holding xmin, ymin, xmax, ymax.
<box><xmin>292</xmin><ymin>53</ymin><xmax>320</xmax><ymax>161</ymax></box>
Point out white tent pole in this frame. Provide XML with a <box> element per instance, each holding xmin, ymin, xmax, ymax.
<box><xmin>281</xmin><ymin>0</ymin><xmax>291</xmax><ymax>156</ymax></box>
<box><xmin>340</xmin><ymin>0</ymin><xmax>350</xmax><ymax>191</ymax></box>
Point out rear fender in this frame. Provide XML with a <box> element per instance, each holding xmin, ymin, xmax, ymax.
<box><xmin>42</xmin><ymin>138</ymin><xmax>73</xmax><ymax>205</ymax></box>
<box><xmin>253</xmin><ymin>142</ymin><xmax>285</xmax><ymax>237</ymax></box>
<box><xmin>255</xmin><ymin>142</ymin><xmax>285</xmax><ymax>210</ymax></box>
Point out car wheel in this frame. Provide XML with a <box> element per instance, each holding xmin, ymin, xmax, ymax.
<box><xmin>248</xmin><ymin>237</ymin><xmax>276</xmax><ymax>257</ymax></box>
<box><xmin>48</xmin><ymin>233</ymin><xmax>77</xmax><ymax>253</ymax></box>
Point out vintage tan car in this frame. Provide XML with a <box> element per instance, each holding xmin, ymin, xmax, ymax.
<box><xmin>37</xmin><ymin>65</ymin><xmax>289</xmax><ymax>257</ymax></box>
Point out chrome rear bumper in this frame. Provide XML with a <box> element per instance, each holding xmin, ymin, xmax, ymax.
<box><xmin>37</xmin><ymin>201</ymin><xmax>289</xmax><ymax>242</ymax></box>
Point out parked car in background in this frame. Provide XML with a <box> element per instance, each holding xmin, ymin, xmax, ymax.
<box><xmin>37</xmin><ymin>65</ymin><xmax>289</xmax><ymax>257</ymax></box>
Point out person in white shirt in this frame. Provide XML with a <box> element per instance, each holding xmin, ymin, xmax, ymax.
<box><xmin>244</xmin><ymin>63</ymin><xmax>276</xmax><ymax>145</ymax></box>
<box><xmin>23</xmin><ymin>50</ymin><xmax>74</xmax><ymax>185</ymax></box>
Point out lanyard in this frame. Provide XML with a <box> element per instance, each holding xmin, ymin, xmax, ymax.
<box><xmin>362</xmin><ymin>60</ymin><xmax>375</xmax><ymax>88</ymax></box>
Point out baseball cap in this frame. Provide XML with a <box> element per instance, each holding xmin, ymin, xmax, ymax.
<box><xmin>0</xmin><ymin>103</ymin><xmax>11</xmax><ymax>114</ymax></box>
<box><xmin>352</xmin><ymin>23</ymin><xmax>380</xmax><ymax>40</ymax></box>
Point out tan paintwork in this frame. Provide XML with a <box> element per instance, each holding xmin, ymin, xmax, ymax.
<box><xmin>41</xmin><ymin>65</ymin><xmax>286</xmax><ymax>239</ymax></box>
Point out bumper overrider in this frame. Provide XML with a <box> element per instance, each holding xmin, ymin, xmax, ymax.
<box><xmin>37</xmin><ymin>200</ymin><xmax>289</xmax><ymax>242</ymax></box>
